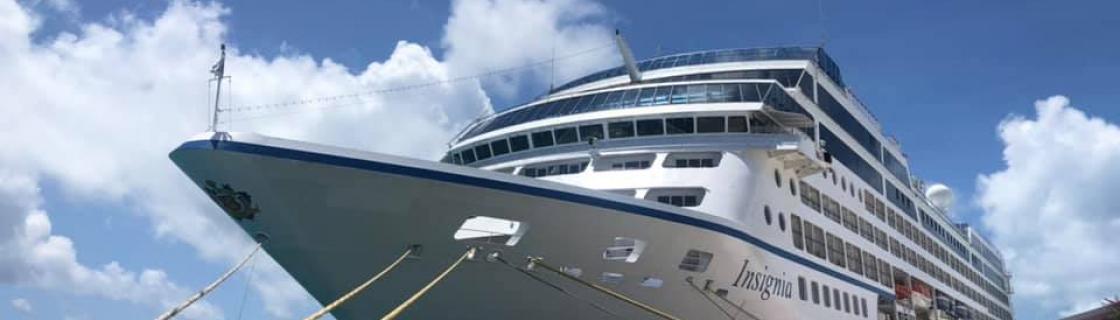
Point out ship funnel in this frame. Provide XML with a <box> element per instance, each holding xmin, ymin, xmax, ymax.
<box><xmin>925</xmin><ymin>184</ymin><xmax>955</xmax><ymax>212</ymax></box>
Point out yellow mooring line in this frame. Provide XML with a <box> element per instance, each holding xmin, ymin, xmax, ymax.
<box><xmin>528</xmin><ymin>257</ymin><xmax>683</xmax><ymax>320</ymax></box>
<box><xmin>304</xmin><ymin>246</ymin><xmax>416</xmax><ymax>320</ymax></box>
<box><xmin>380</xmin><ymin>247</ymin><xmax>477</xmax><ymax>320</ymax></box>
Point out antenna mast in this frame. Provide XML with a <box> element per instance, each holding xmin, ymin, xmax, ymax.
<box><xmin>209</xmin><ymin>44</ymin><xmax>227</xmax><ymax>132</ymax></box>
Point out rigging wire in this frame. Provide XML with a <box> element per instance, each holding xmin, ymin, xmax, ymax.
<box><xmin>491</xmin><ymin>254</ymin><xmax>623</xmax><ymax>319</ymax></box>
<box><xmin>235</xmin><ymin>251</ymin><xmax>258</xmax><ymax>320</ymax></box>
<box><xmin>217</xmin><ymin>42</ymin><xmax>616</xmax><ymax>123</ymax></box>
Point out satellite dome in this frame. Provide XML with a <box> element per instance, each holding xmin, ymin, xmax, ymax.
<box><xmin>925</xmin><ymin>184</ymin><xmax>955</xmax><ymax>212</ymax></box>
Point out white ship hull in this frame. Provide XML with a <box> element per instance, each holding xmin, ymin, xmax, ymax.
<box><xmin>170</xmin><ymin>132</ymin><xmax>887</xmax><ymax>320</ymax></box>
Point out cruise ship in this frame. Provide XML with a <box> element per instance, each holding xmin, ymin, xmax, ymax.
<box><xmin>170</xmin><ymin>36</ymin><xmax>1014</xmax><ymax>320</ymax></box>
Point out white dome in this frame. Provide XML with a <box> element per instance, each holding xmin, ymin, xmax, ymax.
<box><xmin>925</xmin><ymin>184</ymin><xmax>955</xmax><ymax>212</ymax></box>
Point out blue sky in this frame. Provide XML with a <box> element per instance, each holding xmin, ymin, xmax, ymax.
<box><xmin>2</xmin><ymin>0</ymin><xmax>1119</xmax><ymax>319</ymax></box>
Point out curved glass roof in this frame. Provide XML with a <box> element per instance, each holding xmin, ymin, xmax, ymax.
<box><xmin>457</xmin><ymin>80</ymin><xmax>812</xmax><ymax>141</ymax></box>
<box><xmin>551</xmin><ymin>47</ymin><xmax>845</xmax><ymax>93</ymax></box>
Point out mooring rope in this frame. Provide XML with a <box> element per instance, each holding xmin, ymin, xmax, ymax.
<box><xmin>685</xmin><ymin>277</ymin><xmax>738</xmax><ymax>320</ymax></box>
<box><xmin>527</xmin><ymin>257</ymin><xmax>682</xmax><ymax>320</ymax></box>
<box><xmin>491</xmin><ymin>255</ymin><xmax>623</xmax><ymax>319</ymax></box>
<box><xmin>685</xmin><ymin>277</ymin><xmax>763</xmax><ymax>320</ymax></box>
<box><xmin>155</xmin><ymin>242</ymin><xmax>263</xmax><ymax>320</ymax></box>
<box><xmin>304</xmin><ymin>246</ymin><xmax>416</xmax><ymax>320</ymax></box>
<box><xmin>380</xmin><ymin>247</ymin><xmax>477</xmax><ymax>320</ymax></box>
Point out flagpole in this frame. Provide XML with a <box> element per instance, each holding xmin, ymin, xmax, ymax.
<box><xmin>210</xmin><ymin>44</ymin><xmax>226</xmax><ymax>132</ymax></box>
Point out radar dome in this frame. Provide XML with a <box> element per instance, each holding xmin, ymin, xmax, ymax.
<box><xmin>925</xmin><ymin>184</ymin><xmax>955</xmax><ymax>212</ymax></box>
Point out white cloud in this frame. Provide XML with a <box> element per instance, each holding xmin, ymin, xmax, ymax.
<box><xmin>0</xmin><ymin>0</ymin><xmax>616</xmax><ymax>318</ymax></box>
<box><xmin>11</xmin><ymin>297</ymin><xmax>33</xmax><ymax>314</ymax></box>
<box><xmin>442</xmin><ymin>0</ymin><xmax>618</xmax><ymax>98</ymax></box>
<box><xmin>0</xmin><ymin>171</ymin><xmax>221</xmax><ymax>319</ymax></box>
<box><xmin>977</xmin><ymin>96</ymin><xmax>1120</xmax><ymax>317</ymax></box>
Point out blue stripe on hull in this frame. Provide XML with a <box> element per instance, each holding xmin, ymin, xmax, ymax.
<box><xmin>176</xmin><ymin>139</ymin><xmax>894</xmax><ymax>299</ymax></box>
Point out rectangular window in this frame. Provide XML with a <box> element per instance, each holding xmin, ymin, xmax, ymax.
<box><xmin>878</xmin><ymin>258</ymin><xmax>893</xmax><ymax>287</ymax></box>
<box><xmin>531</xmin><ymin>131</ymin><xmax>554</xmax><ymax>148</ymax></box>
<box><xmin>823</xmin><ymin>285</ymin><xmax>831</xmax><ymax>307</ymax></box>
<box><xmin>509</xmin><ymin>135</ymin><xmax>530</xmax><ymax>152</ymax></box>
<box><xmin>809</xmin><ymin>223</ymin><xmax>826</xmax><ymax>259</ymax></box>
<box><xmin>727</xmin><ymin>116</ymin><xmax>748</xmax><ymax>132</ymax></box>
<box><xmin>636</xmin><ymin>119</ymin><xmax>665</xmax><ymax>136</ymax></box>
<box><xmin>608</xmin><ymin>121</ymin><xmax>635</xmax><ymax>138</ymax></box>
<box><xmin>461</xmin><ymin>149</ymin><xmax>477</xmax><ymax>164</ymax></box>
<box><xmin>686</xmin><ymin>84</ymin><xmax>707</xmax><ymax>103</ymax></box>
<box><xmin>827</xmin><ymin>233</ymin><xmax>846</xmax><ymax>268</ymax></box>
<box><xmin>619</xmin><ymin>89</ymin><xmax>640</xmax><ymax>108</ymax></box>
<box><xmin>602</xmin><ymin>90</ymin><xmax>623</xmax><ymax>109</ymax></box>
<box><xmin>822</xmin><ymin>195</ymin><xmax>842</xmax><ymax>223</ymax></box>
<box><xmin>696</xmin><ymin>116</ymin><xmax>726</xmax><ymax>133</ymax></box>
<box><xmin>846</xmin><ymin>243</ymin><xmax>862</xmax><ymax>275</ymax></box>
<box><xmin>860</xmin><ymin>297</ymin><xmax>868</xmax><ymax>317</ymax></box>
<box><xmin>863</xmin><ymin>251</ymin><xmax>878</xmax><ymax>283</ymax></box>
<box><xmin>833</xmin><ymin>289</ymin><xmax>841</xmax><ymax>311</ymax></box>
<box><xmin>669</xmin><ymin>85</ymin><xmax>688</xmax><ymax>104</ymax></box>
<box><xmin>843</xmin><ymin>292</ymin><xmax>851</xmax><ymax>313</ymax></box>
<box><xmin>799</xmin><ymin>181</ymin><xmax>822</xmax><ymax>212</ymax></box>
<box><xmin>490</xmin><ymin>139</ymin><xmax>510</xmax><ymax>156</ymax></box>
<box><xmin>811</xmin><ymin>281</ymin><xmax>820</xmax><ymax>304</ymax></box>
<box><xmin>474</xmin><ymin>144</ymin><xmax>492</xmax><ymax>160</ymax></box>
<box><xmin>860</xmin><ymin>218</ymin><xmax>875</xmax><ymax>242</ymax></box>
<box><xmin>842</xmin><ymin>207</ymin><xmax>859</xmax><ymax>233</ymax></box>
<box><xmin>820</xmin><ymin>126</ymin><xmax>883</xmax><ymax>193</ymax></box>
<box><xmin>666</xmin><ymin>117</ymin><xmax>695</xmax><ymax>134</ymax></box>
<box><xmin>798</xmin><ymin>277</ymin><xmax>807</xmax><ymax>301</ymax></box>
<box><xmin>554</xmin><ymin>127</ymin><xmax>578</xmax><ymax>145</ymax></box>
<box><xmin>791</xmin><ymin>214</ymin><xmax>804</xmax><ymax>250</ymax></box>
<box><xmin>652</xmin><ymin>86</ymin><xmax>672</xmax><ymax>105</ymax></box>
<box><xmin>637</xmin><ymin>87</ymin><xmax>657</xmax><ymax>106</ymax></box>
<box><xmin>579</xmin><ymin>124</ymin><xmax>605</xmax><ymax>142</ymax></box>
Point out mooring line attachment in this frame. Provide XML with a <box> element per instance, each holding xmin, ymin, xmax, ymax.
<box><xmin>527</xmin><ymin>257</ymin><xmax>682</xmax><ymax>320</ymax></box>
<box><xmin>490</xmin><ymin>253</ymin><xmax>622</xmax><ymax>319</ymax></box>
<box><xmin>156</xmin><ymin>242</ymin><xmax>263</xmax><ymax>320</ymax></box>
<box><xmin>685</xmin><ymin>277</ymin><xmax>738</xmax><ymax>320</ymax></box>
<box><xmin>380</xmin><ymin>247</ymin><xmax>477</xmax><ymax>320</ymax></box>
<box><xmin>304</xmin><ymin>246</ymin><xmax>418</xmax><ymax>320</ymax></box>
<box><xmin>685</xmin><ymin>277</ymin><xmax>763</xmax><ymax>320</ymax></box>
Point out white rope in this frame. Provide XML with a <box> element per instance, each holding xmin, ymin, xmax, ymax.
<box><xmin>527</xmin><ymin>257</ymin><xmax>682</xmax><ymax>320</ymax></box>
<box><xmin>380</xmin><ymin>247</ymin><xmax>477</xmax><ymax>320</ymax></box>
<box><xmin>304</xmin><ymin>247</ymin><xmax>415</xmax><ymax>320</ymax></box>
<box><xmin>155</xmin><ymin>242</ymin><xmax>263</xmax><ymax>320</ymax></box>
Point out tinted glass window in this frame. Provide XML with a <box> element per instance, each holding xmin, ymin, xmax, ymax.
<box><xmin>687</xmin><ymin>84</ymin><xmax>707</xmax><ymax>103</ymax></box>
<box><xmin>637</xmin><ymin>87</ymin><xmax>656</xmax><ymax>106</ymax></box>
<box><xmin>728</xmin><ymin>116</ymin><xmax>748</xmax><ymax>132</ymax></box>
<box><xmin>603</xmin><ymin>90</ymin><xmax>623</xmax><ymax>109</ymax></box>
<box><xmin>509</xmin><ymin>135</ymin><xmax>530</xmax><ymax>152</ymax></box>
<box><xmin>636</xmin><ymin>119</ymin><xmax>665</xmax><ymax>136</ymax></box>
<box><xmin>579</xmin><ymin>124</ymin><xmax>605</xmax><ymax>142</ymax></box>
<box><xmin>670</xmin><ymin>85</ymin><xmax>688</xmax><ymax>104</ymax></box>
<box><xmin>510</xmin><ymin>134</ymin><xmax>530</xmax><ymax>152</ymax></box>
<box><xmin>461</xmin><ymin>149</ymin><xmax>476</xmax><ymax>164</ymax></box>
<box><xmin>821</xmin><ymin>126</ymin><xmax>883</xmax><ymax>193</ymax></box>
<box><xmin>608</xmin><ymin>121</ymin><xmax>635</xmax><ymax>138</ymax></box>
<box><xmin>666</xmin><ymin>117</ymin><xmax>694</xmax><ymax>134</ymax></box>
<box><xmin>490</xmin><ymin>139</ymin><xmax>510</xmax><ymax>156</ymax></box>
<box><xmin>697</xmin><ymin>116</ymin><xmax>725</xmax><ymax>133</ymax></box>
<box><xmin>741</xmin><ymin>83</ymin><xmax>762</xmax><ymax>101</ymax></box>
<box><xmin>554</xmin><ymin>127</ymin><xmax>578</xmax><ymax>145</ymax></box>
<box><xmin>531</xmin><ymin>131</ymin><xmax>554</xmax><ymax>148</ymax></box>
<box><xmin>474</xmin><ymin>144</ymin><xmax>492</xmax><ymax>160</ymax></box>
<box><xmin>652</xmin><ymin>86</ymin><xmax>671</xmax><ymax>105</ymax></box>
<box><xmin>619</xmin><ymin>89</ymin><xmax>640</xmax><ymax>108</ymax></box>
<box><xmin>818</xmin><ymin>84</ymin><xmax>882</xmax><ymax>161</ymax></box>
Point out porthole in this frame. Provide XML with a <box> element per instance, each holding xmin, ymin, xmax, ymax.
<box><xmin>830</xmin><ymin>169</ymin><xmax>837</xmax><ymax>185</ymax></box>
<box><xmin>789</xmin><ymin>178</ymin><xmax>797</xmax><ymax>196</ymax></box>
<box><xmin>779</xmin><ymin>213</ymin><xmax>786</xmax><ymax>231</ymax></box>
<box><xmin>774</xmin><ymin>169</ymin><xmax>782</xmax><ymax>188</ymax></box>
<box><xmin>764</xmin><ymin>205</ymin><xmax>773</xmax><ymax>225</ymax></box>
<box><xmin>842</xmin><ymin>177</ymin><xmax>847</xmax><ymax>191</ymax></box>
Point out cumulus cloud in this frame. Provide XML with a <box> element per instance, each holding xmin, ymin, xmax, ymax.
<box><xmin>0</xmin><ymin>171</ymin><xmax>221</xmax><ymax>319</ymax></box>
<box><xmin>442</xmin><ymin>0</ymin><xmax>618</xmax><ymax>98</ymax></box>
<box><xmin>977</xmin><ymin>96</ymin><xmax>1120</xmax><ymax>317</ymax></box>
<box><xmin>11</xmin><ymin>297</ymin><xmax>33</xmax><ymax>314</ymax></box>
<box><xmin>0</xmin><ymin>0</ymin><xmax>616</xmax><ymax>317</ymax></box>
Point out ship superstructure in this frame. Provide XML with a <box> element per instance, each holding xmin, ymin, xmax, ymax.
<box><xmin>171</xmin><ymin>41</ymin><xmax>1013</xmax><ymax>320</ymax></box>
